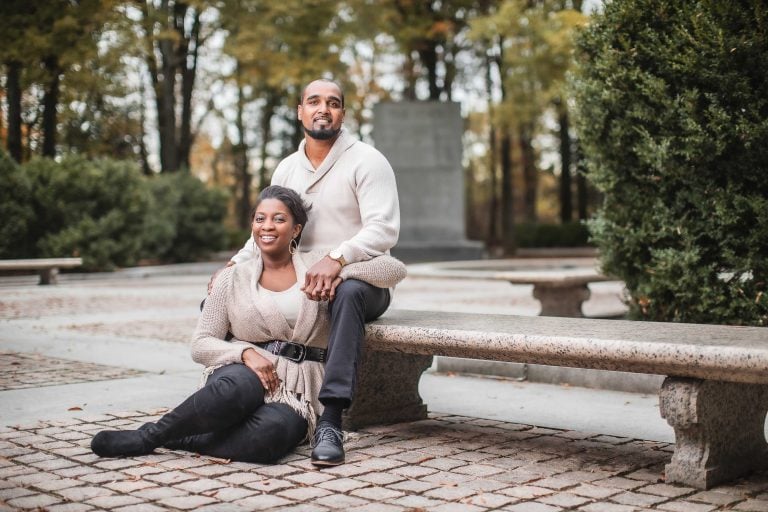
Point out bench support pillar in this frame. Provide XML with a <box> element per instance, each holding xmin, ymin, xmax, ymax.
<box><xmin>532</xmin><ymin>283</ymin><xmax>590</xmax><ymax>317</ymax></box>
<box><xmin>660</xmin><ymin>377</ymin><xmax>768</xmax><ymax>489</ymax></box>
<box><xmin>343</xmin><ymin>350</ymin><xmax>433</xmax><ymax>431</ymax></box>
<box><xmin>39</xmin><ymin>267</ymin><xmax>59</xmax><ymax>285</ymax></box>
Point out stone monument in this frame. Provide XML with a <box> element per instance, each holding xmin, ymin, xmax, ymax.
<box><xmin>373</xmin><ymin>101</ymin><xmax>485</xmax><ymax>262</ymax></box>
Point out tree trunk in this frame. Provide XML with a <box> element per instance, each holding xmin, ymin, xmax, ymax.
<box><xmin>5</xmin><ymin>61</ymin><xmax>22</xmax><ymax>163</ymax></box>
<box><xmin>520</xmin><ymin>123</ymin><xmax>537</xmax><ymax>223</ymax></box>
<box><xmin>418</xmin><ymin>44</ymin><xmax>440</xmax><ymax>101</ymax></box>
<box><xmin>259</xmin><ymin>91</ymin><xmax>278</xmax><ymax>190</ymax></box>
<box><xmin>403</xmin><ymin>52</ymin><xmax>417</xmax><ymax>101</ymax></box>
<box><xmin>558</xmin><ymin>102</ymin><xmax>573</xmax><ymax>223</ymax></box>
<box><xmin>139</xmin><ymin>81</ymin><xmax>152</xmax><ymax>174</ymax></box>
<box><xmin>178</xmin><ymin>9</ymin><xmax>200</xmax><ymax>171</ymax></box>
<box><xmin>41</xmin><ymin>56</ymin><xmax>60</xmax><ymax>158</ymax></box>
<box><xmin>575</xmin><ymin>140</ymin><xmax>588</xmax><ymax>220</ymax></box>
<box><xmin>500</xmin><ymin>129</ymin><xmax>515</xmax><ymax>254</ymax></box>
<box><xmin>158</xmin><ymin>32</ymin><xmax>178</xmax><ymax>172</ymax></box>
<box><xmin>234</xmin><ymin>70</ymin><xmax>251</xmax><ymax>230</ymax></box>
<box><xmin>484</xmin><ymin>51</ymin><xmax>498</xmax><ymax>247</ymax></box>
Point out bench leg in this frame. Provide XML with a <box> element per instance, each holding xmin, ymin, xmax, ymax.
<box><xmin>531</xmin><ymin>283</ymin><xmax>591</xmax><ymax>317</ymax></box>
<box><xmin>343</xmin><ymin>350</ymin><xmax>433</xmax><ymax>430</ymax></box>
<box><xmin>38</xmin><ymin>268</ymin><xmax>59</xmax><ymax>285</ymax></box>
<box><xmin>660</xmin><ymin>377</ymin><xmax>768</xmax><ymax>489</ymax></box>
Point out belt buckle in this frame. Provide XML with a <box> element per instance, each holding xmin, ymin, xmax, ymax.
<box><xmin>283</xmin><ymin>342</ymin><xmax>306</xmax><ymax>363</ymax></box>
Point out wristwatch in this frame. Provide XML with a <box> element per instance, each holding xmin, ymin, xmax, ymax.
<box><xmin>328</xmin><ymin>248</ymin><xmax>347</xmax><ymax>267</ymax></box>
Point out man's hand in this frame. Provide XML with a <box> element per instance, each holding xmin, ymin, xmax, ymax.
<box><xmin>302</xmin><ymin>256</ymin><xmax>343</xmax><ymax>301</ymax></box>
<box><xmin>207</xmin><ymin>261</ymin><xmax>236</xmax><ymax>295</ymax></box>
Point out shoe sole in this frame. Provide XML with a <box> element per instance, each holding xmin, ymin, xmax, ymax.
<box><xmin>310</xmin><ymin>459</ymin><xmax>345</xmax><ymax>467</ymax></box>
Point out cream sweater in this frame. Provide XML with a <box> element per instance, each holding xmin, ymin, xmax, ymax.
<box><xmin>231</xmin><ymin>128</ymin><xmax>400</xmax><ymax>265</ymax></box>
<box><xmin>192</xmin><ymin>249</ymin><xmax>406</xmax><ymax>438</ymax></box>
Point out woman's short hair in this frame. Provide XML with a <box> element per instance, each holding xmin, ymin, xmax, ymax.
<box><xmin>253</xmin><ymin>186</ymin><xmax>311</xmax><ymax>243</ymax></box>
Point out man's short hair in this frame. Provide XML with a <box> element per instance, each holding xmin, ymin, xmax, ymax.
<box><xmin>299</xmin><ymin>79</ymin><xmax>344</xmax><ymax>108</ymax></box>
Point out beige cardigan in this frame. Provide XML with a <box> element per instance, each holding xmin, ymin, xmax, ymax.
<box><xmin>192</xmin><ymin>249</ymin><xmax>406</xmax><ymax>438</ymax></box>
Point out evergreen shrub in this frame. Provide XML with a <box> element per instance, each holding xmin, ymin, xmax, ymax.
<box><xmin>0</xmin><ymin>151</ymin><xmax>34</xmax><ymax>258</ymax></box>
<box><xmin>146</xmin><ymin>173</ymin><xmax>228</xmax><ymax>263</ymax></box>
<box><xmin>23</xmin><ymin>156</ymin><xmax>151</xmax><ymax>270</ymax></box>
<box><xmin>572</xmin><ymin>0</ymin><xmax>768</xmax><ymax>325</ymax></box>
<box><xmin>1</xmin><ymin>156</ymin><xmax>228</xmax><ymax>271</ymax></box>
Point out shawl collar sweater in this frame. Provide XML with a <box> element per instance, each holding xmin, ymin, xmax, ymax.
<box><xmin>232</xmin><ymin>128</ymin><xmax>400</xmax><ymax>265</ymax></box>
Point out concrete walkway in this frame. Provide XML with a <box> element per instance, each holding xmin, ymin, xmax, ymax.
<box><xmin>1</xmin><ymin>265</ymin><xmax>768</xmax><ymax>511</ymax></box>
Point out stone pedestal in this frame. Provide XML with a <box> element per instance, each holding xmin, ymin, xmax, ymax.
<box><xmin>373</xmin><ymin>101</ymin><xmax>484</xmax><ymax>262</ymax></box>
<box><xmin>660</xmin><ymin>377</ymin><xmax>768</xmax><ymax>489</ymax></box>
<box><xmin>532</xmin><ymin>283</ymin><xmax>592</xmax><ymax>317</ymax></box>
<box><xmin>343</xmin><ymin>349</ymin><xmax>433</xmax><ymax>430</ymax></box>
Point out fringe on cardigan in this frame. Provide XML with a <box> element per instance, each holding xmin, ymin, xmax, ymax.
<box><xmin>265</xmin><ymin>382</ymin><xmax>318</xmax><ymax>445</ymax></box>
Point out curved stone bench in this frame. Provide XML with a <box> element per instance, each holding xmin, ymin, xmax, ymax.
<box><xmin>347</xmin><ymin>309</ymin><xmax>768</xmax><ymax>489</ymax></box>
<box><xmin>0</xmin><ymin>258</ymin><xmax>83</xmax><ymax>284</ymax></box>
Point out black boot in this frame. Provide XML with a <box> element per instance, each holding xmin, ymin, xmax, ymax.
<box><xmin>90</xmin><ymin>423</ymin><xmax>156</xmax><ymax>457</ymax></box>
<box><xmin>91</xmin><ymin>401</ymin><xmax>197</xmax><ymax>458</ymax></box>
<box><xmin>310</xmin><ymin>421</ymin><xmax>345</xmax><ymax>466</ymax></box>
<box><xmin>91</xmin><ymin>364</ymin><xmax>264</xmax><ymax>458</ymax></box>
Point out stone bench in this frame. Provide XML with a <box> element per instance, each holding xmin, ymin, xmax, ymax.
<box><xmin>0</xmin><ymin>258</ymin><xmax>83</xmax><ymax>284</ymax></box>
<box><xmin>347</xmin><ymin>309</ymin><xmax>768</xmax><ymax>489</ymax></box>
<box><xmin>407</xmin><ymin>258</ymin><xmax>617</xmax><ymax>317</ymax></box>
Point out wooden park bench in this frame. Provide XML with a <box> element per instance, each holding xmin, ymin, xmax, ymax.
<box><xmin>346</xmin><ymin>310</ymin><xmax>768</xmax><ymax>490</ymax></box>
<box><xmin>0</xmin><ymin>258</ymin><xmax>83</xmax><ymax>284</ymax></box>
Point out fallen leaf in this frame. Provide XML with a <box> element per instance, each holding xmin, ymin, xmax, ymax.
<box><xmin>68</xmin><ymin>406</ymin><xmax>82</xmax><ymax>411</ymax></box>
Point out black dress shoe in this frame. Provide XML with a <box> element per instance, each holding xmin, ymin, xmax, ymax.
<box><xmin>310</xmin><ymin>422</ymin><xmax>345</xmax><ymax>466</ymax></box>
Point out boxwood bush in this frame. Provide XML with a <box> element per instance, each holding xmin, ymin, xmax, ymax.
<box><xmin>0</xmin><ymin>153</ymin><xmax>228</xmax><ymax>271</ymax></box>
<box><xmin>0</xmin><ymin>152</ymin><xmax>34</xmax><ymax>258</ymax></box>
<box><xmin>572</xmin><ymin>0</ymin><xmax>768</xmax><ymax>325</ymax></box>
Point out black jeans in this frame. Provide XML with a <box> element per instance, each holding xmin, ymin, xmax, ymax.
<box><xmin>319</xmin><ymin>279</ymin><xmax>391</xmax><ymax>407</ymax></box>
<box><xmin>172</xmin><ymin>364</ymin><xmax>307</xmax><ymax>463</ymax></box>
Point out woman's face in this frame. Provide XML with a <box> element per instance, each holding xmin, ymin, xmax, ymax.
<box><xmin>252</xmin><ymin>198</ymin><xmax>302</xmax><ymax>257</ymax></box>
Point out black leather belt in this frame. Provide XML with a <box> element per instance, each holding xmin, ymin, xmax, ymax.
<box><xmin>255</xmin><ymin>340</ymin><xmax>326</xmax><ymax>363</ymax></box>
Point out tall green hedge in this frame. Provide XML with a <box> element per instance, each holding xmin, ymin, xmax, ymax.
<box><xmin>0</xmin><ymin>153</ymin><xmax>228</xmax><ymax>271</ymax></box>
<box><xmin>572</xmin><ymin>0</ymin><xmax>768</xmax><ymax>325</ymax></box>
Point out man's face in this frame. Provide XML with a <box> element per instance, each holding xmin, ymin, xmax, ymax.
<box><xmin>298</xmin><ymin>81</ymin><xmax>345</xmax><ymax>141</ymax></box>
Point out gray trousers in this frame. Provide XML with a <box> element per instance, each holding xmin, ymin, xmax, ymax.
<box><xmin>318</xmin><ymin>279</ymin><xmax>391</xmax><ymax>407</ymax></box>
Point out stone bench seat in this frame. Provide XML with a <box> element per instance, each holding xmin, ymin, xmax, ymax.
<box><xmin>0</xmin><ymin>258</ymin><xmax>83</xmax><ymax>284</ymax></box>
<box><xmin>348</xmin><ymin>309</ymin><xmax>768</xmax><ymax>489</ymax></box>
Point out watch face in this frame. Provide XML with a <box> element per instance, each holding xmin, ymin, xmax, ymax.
<box><xmin>330</xmin><ymin>250</ymin><xmax>342</xmax><ymax>260</ymax></box>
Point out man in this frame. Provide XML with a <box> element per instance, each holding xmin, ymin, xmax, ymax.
<box><xmin>223</xmin><ymin>78</ymin><xmax>400</xmax><ymax>466</ymax></box>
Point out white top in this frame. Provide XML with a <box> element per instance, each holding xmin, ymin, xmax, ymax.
<box><xmin>261</xmin><ymin>283</ymin><xmax>301</xmax><ymax>329</ymax></box>
<box><xmin>231</xmin><ymin>128</ymin><xmax>400</xmax><ymax>265</ymax></box>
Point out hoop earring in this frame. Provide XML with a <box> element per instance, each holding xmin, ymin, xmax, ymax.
<box><xmin>289</xmin><ymin>238</ymin><xmax>298</xmax><ymax>255</ymax></box>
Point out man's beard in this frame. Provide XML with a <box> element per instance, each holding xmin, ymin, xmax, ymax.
<box><xmin>302</xmin><ymin>124</ymin><xmax>341</xmax><ymax>141</ymax></box>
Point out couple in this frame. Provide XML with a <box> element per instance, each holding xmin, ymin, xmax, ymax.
<box><xmin>91</xmin><ymin>78</ymin><xmax>402</xmax><ymax>466</ymax></box>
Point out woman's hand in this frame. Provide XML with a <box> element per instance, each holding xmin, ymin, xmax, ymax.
<box><xmin>241</xmin><ymin>348</ymin><xmax>280</xmax><ymax>394</ymax></box>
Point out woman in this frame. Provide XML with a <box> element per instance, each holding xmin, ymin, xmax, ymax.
<box><xmin>91</xmin><ymin>185</ymin><xmax>406</xmax><ymax>463</ymax></box>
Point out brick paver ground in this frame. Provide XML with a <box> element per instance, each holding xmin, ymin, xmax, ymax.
<box><xmin>2</xmin><ymin>411</ymin><xmax>768</xmax><ymax>511</ymax></box>
<box><xmin>4</xmin><ymin>270</ymin><xmax>765</xmax><ymax>511</ymax></box>
<box><xmin>0</xmin><ymin>352</ymin><xmax>144</xmax><ymax>391</ymax></box>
